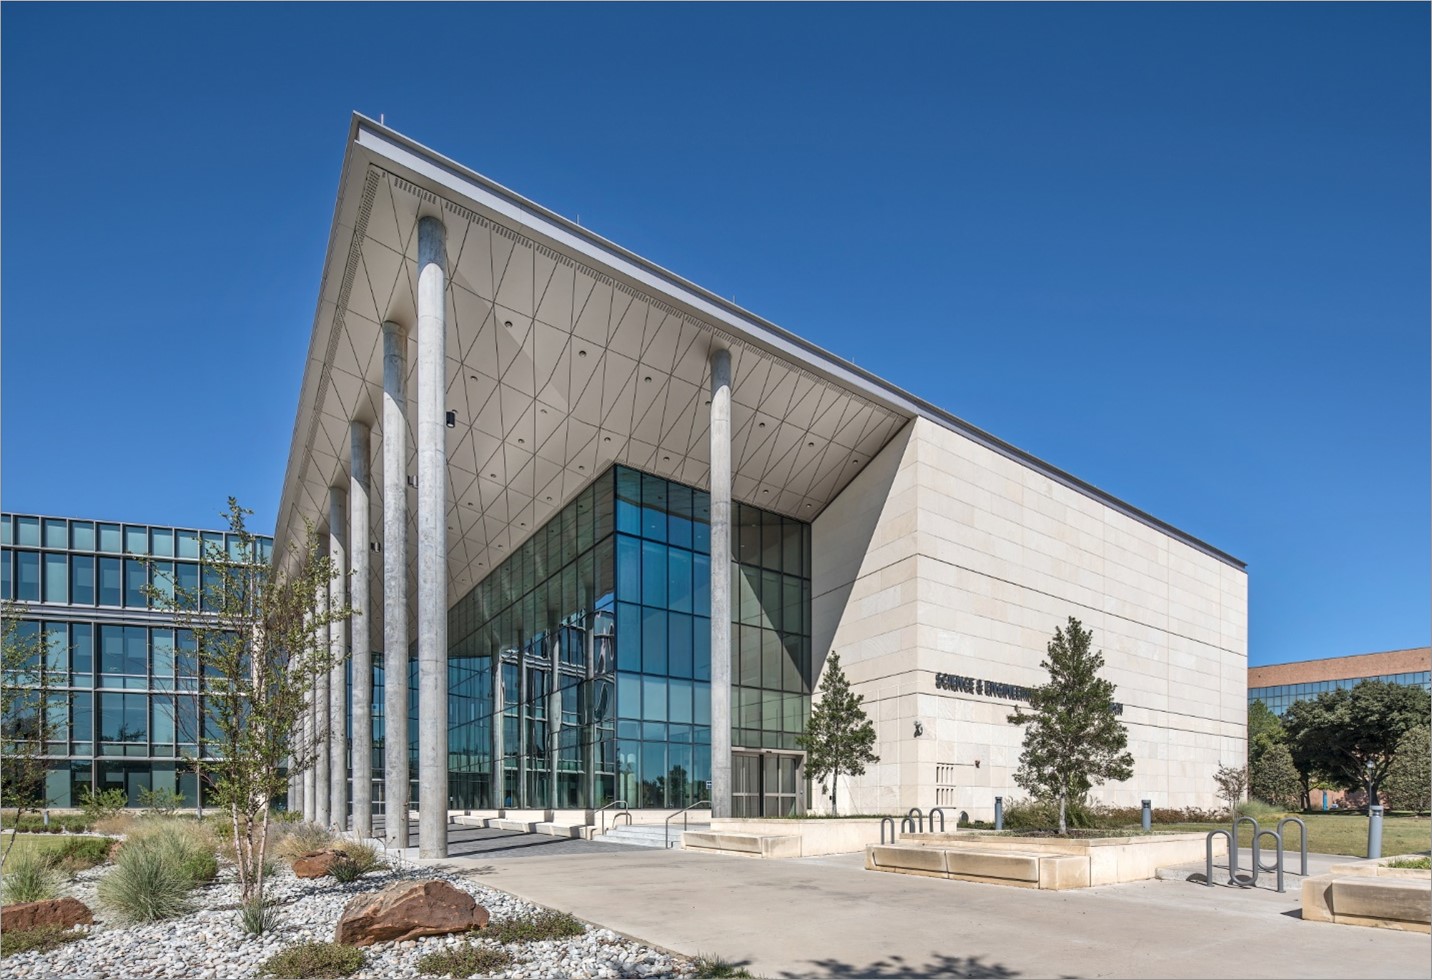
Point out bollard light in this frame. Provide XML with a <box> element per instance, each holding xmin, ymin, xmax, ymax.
<box><xmin>1141</xmin><ymin>799</ymin><xmax>1152</xmax><ymax>832</ymax></box>
<box><xmin>994</xmin><ymin>795</ymin><xmax>1004</xmax><ymax>831</ymax></box>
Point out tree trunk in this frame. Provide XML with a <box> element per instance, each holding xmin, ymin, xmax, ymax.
<box><xmin>1058</xmin><ymin>793</ymin><xmax>1068</xmax><ymax>836</ymax></box>
<box><xmin>831</xmin><ymin>770</ymin><xmax>839</xmax><ymax>817</ymax></box>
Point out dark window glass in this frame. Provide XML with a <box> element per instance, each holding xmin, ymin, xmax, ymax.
<box><xmin>641</xmin><ymin>541</ymin><xmax>666</xmax><ymax>608</ymax></box>
<box><xmin>692</xmin><ymin>553</ymin><xmax>711</xmax><ymax>619</ymax></box>
<box><xmin>71</xmin><ymin>555</ymin><xmax>95</xmax><ymax>605</ymax></box>
<box><xmin>1</xmin><ymin>549</ymin><xmax>11</xmax><ymax>600</ymax></box>
<box><xmin>642</xmin><ymin>607</ymin><xmax>667</xmax><ymax>675</ymax></box>
<box><xmin>668</xmin><ymin>612</ymin><xmax>693</xmax><ymax>679</ymax></box>
<box><xmin>98</xmin><ymin>693</ymin><xmax>147</xmax><ymax>743</ymax></box>
<box><xmin>98</xmin><ymin>557</ymin><xmax>122</xmax><ymax>606</ymax></box>
<box><xmin>15</xmin><ymin>551</ymin><xmax>40</xmax><ymax>601</ymax></box>
<box><xmin>667</xmin><ymin>548</ymin><xmax>692</xmax><ymax>614</ymax></box>
<box><xmin>71</xmin><ymin>623</ymin><xmax>93</xmax><ymax>674</ymax></box>
<box><xmin>69</xmin><ymin>522</ymin><xmax>95</xmax><ymax>551</ymax></box>
<box><xmin>124</xmin><ymin>559</ymin><xmax>148</xmax><ymax>607</ymax></box>
<box><xmin>176</xmin><ymin>530</ymin><xmax>200</xmax><ymax>559</ymax></box>
<box><xmin>72</xmin><ymin>693</ymin><xmax>93</xmax><ymax>744</ymax></box>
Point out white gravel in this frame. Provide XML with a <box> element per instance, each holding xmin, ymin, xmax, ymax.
<box><xmin>5</xmin><ymin>859</ymin><xmax>697</xmax><ymax>979</ymax></box>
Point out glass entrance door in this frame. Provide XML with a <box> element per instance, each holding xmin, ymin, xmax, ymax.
<box><xmin>732</xmin><ymin>752</ymin><xmax>803</xmax><ymax>817</ymax></box>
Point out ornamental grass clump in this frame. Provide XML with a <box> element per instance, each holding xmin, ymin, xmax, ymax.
<box><xmin>1</xmin><ymin>850</ymin><xmax>63</xmax><ymax>904</ymax></box>
<box><xmin>691</xmin><ymin>956</ymin><xmax>755</xmax><ymax>979</ymax></box>
<box><xmin>126</xmin><ymin>821</ymin><xmax>219</xmax><ymax>886</ymax></box>
<box><xmin>258</xmin><ymin>941</ymin><xmax>364</xmax><ymax>978</ymax></box>
<box><xmin>415</xmin><ymin>943</ymin><xmax>511</xmax><ymax>977</ymax></box>
<box><xmin>97</xmin><ymin>840</ymin><xmax>192</xmax><ymax>924</ymax></box>
<box><xmin>485</xmin><ymin>908</ymin><xmax>586</xmax><ymax>943</ymax></box>
<box><xmin>276</xmin><ymin>822</ymin><xmax>335</xmax><ymax>864</ymax></box>
<box><xmin>240</xmin><ymin>896</ymin><xmax>280</xmax><ymax>935</ymax></box>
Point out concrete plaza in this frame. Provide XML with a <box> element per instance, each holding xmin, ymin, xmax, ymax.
<box><xmin>417</xmin><ymin>829</ymin><xmax>1430</xmax><ymax>979</ymax></box>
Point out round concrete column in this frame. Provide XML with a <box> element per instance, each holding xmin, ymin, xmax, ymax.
<box><xmin>329</xmin><ymin>486</ymin><xmax>349</xmax><ymax>831</ymax></box>
<box><xmin>349</xmin><ymin>421</ymin><xmax>373</xmax><ymax>839</ymax></box>
<box><xmin>416</xmin><ymin>215</ymin><xmax>449</xmax><ymax>858</ymax></box>
<box><xmin>314</xmin><ymin>584</ymin><xmax>331</xmax><ymax>829</ymax></box>
<box><xmin>381</xmin><ymin>320</ymin><xmax>411</xmax><ymax>848</ymax></box>
<box><xmin>709</xmin><ymin>348</ymin><xmax>733</xmax><ymax>819</ymax></box>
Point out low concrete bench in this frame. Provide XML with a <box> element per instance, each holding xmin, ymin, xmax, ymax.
<box><xmin>865</xmin><ymin>844</ymin><xmax>1090</xmax><ymax>890</ymax></box>
<box><xmin>683</xmin><ymin>831</ymin><xmax>802</xmax><ymax>859</ymax></box>
<box><xmin>1302</xmin><ymin>875</ymin><xmax>1432</xmax><ymax>933</ymax></box>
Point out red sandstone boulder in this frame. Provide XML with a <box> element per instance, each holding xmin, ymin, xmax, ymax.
<box><xmin>1</xmin><ymin>897</ymin><xmax>94</xmax><ymax>932</ymax></box>
<box><xmin>292</xmin><ymin>849</ymin><xmax>346</xmax><ymax>879</ymax></box>
<box><xmin>334</xmin><ymin>880</ymin><xmax>488</xmax><ymax>947</ymax></box>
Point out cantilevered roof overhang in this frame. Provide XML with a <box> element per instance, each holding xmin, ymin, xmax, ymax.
<box><xmin>275</xmin><ymin>114</ymin><xmax>1243</xmax><ymax>638</ymax></box>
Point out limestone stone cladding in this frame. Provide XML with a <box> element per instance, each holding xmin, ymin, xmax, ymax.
<box><xmin>810</xmin><ymin>417</ymin><xmax>1247</xmax><ymax>820</ymax></box>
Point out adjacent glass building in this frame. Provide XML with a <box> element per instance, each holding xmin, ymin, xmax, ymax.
<box><xmin>440</xmin><ymin>465</ymin><xmax>812</xmax><ymax>816</ymax></box>
<box><xmin>0</xmin><ymin>513</ymin><xmax>273</xmax><ymax>807</ymax></box>
<box><xmin>1248</xmin><ymin>647</ymin><xmax>1431</xmax><ymax>717</ymax></box>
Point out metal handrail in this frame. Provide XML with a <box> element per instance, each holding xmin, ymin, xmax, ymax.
<box><xmin>665</xmin><ymin>800</ymin><xmax>712</xmax><ymax>848</ymax></box>
<box><xmin>597</xmin><ymin>800</ymin><xmax>630</xmax><ymax>836</ymax></box>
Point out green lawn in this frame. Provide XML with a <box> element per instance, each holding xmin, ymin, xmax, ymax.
<box><xmin>1160</xmin><ymin>812</ymin><xmax>1431</xmax><ymax>858</ymax></box>
<box><xmin>0</xmin><ymin>833</ymin><xmax>78</xmax><ymax>864</ymax></box>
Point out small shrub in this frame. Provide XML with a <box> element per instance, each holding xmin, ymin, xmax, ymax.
<box><xmin>45</xmin><ymin>835</ymin><xmax>115</xmax><ymax>874</ymax></box>
<box><xmin>78</xmin><ymin>786</ymin><xmax>129</xmax><ymax>820</ymax></box>
<box><xmin>97</xmin><ymin>838</ymin><xmax>193</xmax><ymax>923</ymax></box>
<box><xmin>486</xmin><ymin>909</ymin><xmax>586</xmax><ymax>943</ymax></box>
<box><xmin>0</xmin><ymin>924</ymin><xmax>85</xmax><ymax>958</ymax></box>
<box><xmin>415</xmin><ymin>943</ymin><xmax>511</xmax><ymax>976</ymax></box>
<box><xmin>328</xmin><ymin>858</ymin><xmax>364</xmax><ymax>884</ymax></box>
<box><xmin>334</xmin><ymin>841</ymin><xmax>384</xmax><ymax>874</ymax></box>
<box><xmin>692</xmin><ymin>955</ymin><xmax>754</xmax><ymax>979</ymax></box>
<box><xmin>138</xmin><ymin>786</ymin><xmax>186</xmax><ymax>817</ymax></box>
<box><xmin>1386</xmin><ymin>856</ymin><xmax>1431</xmax><ymax>870</ymax></box>
<box><xmin>1</xmin><ymin>850</ymin><xmax>63</xmax><ymax>903</ymax></box>
<box><xmin>277</xmin><ymin>822</ymin><xmax>335</xmax><ymax>864</ymax></box>
<box><xmin>259</xmin><ymin>941</ymin><xmax>364</xmax><ymax>978</ymax></box>
<box><xmin>126</xmin><ymin>821</ymin><xmax>218</xmax><ymax>886</ymax></box>
<box><xmin>241</xmin><ymin>896</ymin><xmax>280</xmax><ymax>935</ymax></box>
<box><xmin>1002</xmin><ymin>797</ymin><xmax>1097</xmax><ymax>831</ymax></box>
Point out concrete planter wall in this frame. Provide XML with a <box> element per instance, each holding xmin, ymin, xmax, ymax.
<box><xmin>895</xmin><ymin>831</ymin><xmax>1222</xmax><ymax>886</ymax></box>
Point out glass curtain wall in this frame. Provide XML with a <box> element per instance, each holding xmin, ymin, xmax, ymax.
<box><xmin>0</xmin><ymin>514</ymin><xmax>271</xmax><ymax>807</ymax></box>
<box><xmin>442</xmin><ymin>464</ymin><xmax>811</xmax><ymax>811</ymax></box>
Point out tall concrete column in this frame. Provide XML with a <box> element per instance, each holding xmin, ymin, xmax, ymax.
<box><xmin>314</xmin><ymin>584</ymin><xmax>331</xmax><ymax>828</ymax></box>
<box><xmin>302</xmin><ymin>660</ymin><xmax>316</xmax><ymax>823</ymax></box>
<box><xmin>416</xmin><ymin>215</ymin><xmax>449</xmax><ymax>858</ymax></box>
<box><xmin>329</xmin><ymin>487</ymin><xmax>349</xmax><ymax>830</ymax></box>
<box><xmin>349</xmin><ymin>421</ymin><xmax>373</xmax><ymax>839</ymax></box>
<box><xmin>709</xmin><ymin>348</ymin><xmax>733</xmax><ymax>818</ymax></box>
<box><xmin>381</xmin><ymin>321</ymin><xmax>411</xmax><ymax>848</ymax></box>
<box><xmin>492</xmin><ymin>661</ymin><xmax>504</xmax><ymax>807</ymax></box>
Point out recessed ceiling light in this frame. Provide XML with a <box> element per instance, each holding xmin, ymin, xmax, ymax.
<box><xmin>662</xmin><ymin>455</ymin><xmax>670</xmax><ymax>462</ymax></box>
<box><xmin>517</xmin><ymin>438</ymin><xmax>524</xmax><ymax>445</ymax></box>
<box><xmin>504</xmin><ymin>320</ymin><xmax>513</xmax><ymax>329</ymax></box>
<box><xmin>498</xmin><ymin>544</ymin><xmax>504</xmax><ymax>549</ymax></box>
<box><xmin>545</xmin><ymin>496</ymin><xmax>552</xmax><ymax>502</ymax></box>
<box><xmin>470</xmin><ymin>374</ymin><xmax>480</xmax><ymax>382</ymax></box>
<box><xmin>578</xmin><ymin>350</ymin><xmax>588</xmax><ymax>358</ymax></box>
<box><xmin>761</xmin><ymin>489</ymin><xmax>769</xmax><ymax>495</ymax></box>
<box><xmin>489</xmin><ymin>473</ymin><xmax>496</xmax><ymax>478</ymax></box>
<box><xmin>520</xmin><ymin>522</ymin><xmax>526</xmax><ymax>528</ymax></box>
<box><xmin>540</xmin><ymin>408</ymin><xmax>548</xmax><ymax>415</ymax></box>
<box><xmin>578</xmin><ymin>465</ymin><xmax>585</xmax><ymax>471</ymax></box>
<box><xmin>807</xmin><ymin>442</ymin><xmax>815</xmax><ymax>448</ymax></box>
<box><xmin>644</xmin><ymin>376</ymin><xmax>653</xmax><ymax>383</ymax></box>
<box><xmin>758</xmin><ymin>422</ymin><xmax>765</xmax><ymax>429</ymax></box>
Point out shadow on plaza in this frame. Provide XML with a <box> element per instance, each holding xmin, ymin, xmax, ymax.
<box><xmin>778</xmin><ymin>953</ymin><xmax>1030</xmax><ymax>978</ymax></box>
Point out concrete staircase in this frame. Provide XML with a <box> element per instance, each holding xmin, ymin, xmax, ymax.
<box><xmin>600</xmin><ymin>822</ymin><xmax>710</xmax><ymax>849</ymax></box>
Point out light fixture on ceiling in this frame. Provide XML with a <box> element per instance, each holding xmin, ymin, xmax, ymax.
<box><xmin>489</xmin><ymin>473</ymin><xmax>496</xmax><ymax>478</ymax></box>
<box><xmin>578</xmin><ymin>465</ymin><xmax>585</xmax><ymax>471</ymax></box>
<box><xmin>469</xmin><ymin>374</ymin><xmax>480</xmax><ymax>382</ymax></box>
<box><xmin>517</xmin><ymin>438</ymin><xmax>524</xmax><ymax>445</ymax></box>
<box><xmin>520</xmin><ymin>522</ymin><xmax>526</xmax><ymax>528</ymax></box>
<box><xmin>545</xmin><ymin>496</ymin><xmax>552</xmax><ymax>502</ymax></box>
<box><xmin>807</xmin><ymin>442</ymin><xmax>815</xmax><ymax>448</ymax></box>
<box><xmin>662</xmin><ymin>455</ymin><xmax>670</xmax><ymax>462</ymax></box>
<box><xmin>578</xmin><ymin>349</ymin><xmax>588</xmax><ymax>358</ymax></box>
<box><xmin>758</xmin><ymin>422</ymin><xmax>765</xmax><ymax>428</ymax></box>
<box><xmin>644</xmin><ymin>376</ymin><xmax>652</xmax><ymax>383</ymax></box>
<box><xmin>503</xmin><ymin>320</ymin><xmax>513</xmax><ymax>329</ymax></box>
<box><xmin>445</xmin><ymin>411</ymin><xmax>456</xmax><ymax>428</ymax></box>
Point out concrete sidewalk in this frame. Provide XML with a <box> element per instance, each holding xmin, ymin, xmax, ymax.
<box><xmin>421</xmin><ymin>842</ymin><xmax>1430</xmax><ymax>979</ymax></box>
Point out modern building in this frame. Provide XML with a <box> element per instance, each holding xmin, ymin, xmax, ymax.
<box><xmin>275</xmin><ymin>115</ymin><xmax>1249</xmax><ymax>856</ymax></box>
<box><xmin>1248</xmin><ymin>648</ymin><xmax>1431</xmax><ymax>716</ymax></box>
<box><xmin>0</xmin><ymin>512</ymin><xmax>273</xmax><ymax>807</ymax></box>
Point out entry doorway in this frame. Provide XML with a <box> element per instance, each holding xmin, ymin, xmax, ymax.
<box><xmin>732</xmin><ymin>751</ymin><xmax>804</xmax><ymax>817</ymax></box>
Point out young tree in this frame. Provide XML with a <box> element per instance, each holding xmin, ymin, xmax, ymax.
<box><xmin>1282</xmin><ymin>681</ymin><xmax>1430</xmax><ymax>806</ymax></box>
<box><xmin>1381</xmin><ymin>724</ymin><xmax>1431</xmax><ymax>814</ymax></box>
<box><xmin>1007</xmin><ymin>617</ymin><xmax>1133</xmax><ymax>835</ymax></box>
<box><xmin>146</xmin><ymin>499</ymin><xmax>349</xmax><ymax>907</ymax></box>
<box><xmin>1250</xmin><ymin>743</ymin><xmax>1301</xmax><ymax>810</ymax></box>
<box><xmin>797</xmin><ymin>651</ymin><xmax>878</xmax><ymax>816</ymax></box>
<box><xmin>0</xmin><ymin>603</ymin><xmax>56</xmax><ymax>866</ymax></box>
<box><xmin>1213</xmin><ymin>762</ymin><xmax>1248</xmax><ymax>813</ymax></box>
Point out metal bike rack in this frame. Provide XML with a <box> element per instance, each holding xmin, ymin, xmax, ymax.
<box><xmin>880</xmin><ymin>816</ymin><xmax>897</xmax><ymax>845</ymax></box>
<box><xmin>928</xmin><ymin>807</ymin><xmax>950</xmax><ymax>833</ymax></box>
<box><xmin>1204</xmin><ymin>829</ymin><xmax>1233</xmax><ymax>887</ymax></box>
<box><xmin>1252</xmin><ymin>828</ymin><xmax>1285</xmax><ymax>893</ymax></box>
<box><xmin>906</xmin><ymin>807</ymin><xmax>925</xmax><ymax>833</ymax></box>
<box><xmin>900</xmin><ymin>816</ymin><xmax>915</xmax><ymax>835</ymax></box>
<box><xmin>1278</xmin><ymin>817</ymin><xmax>1308</xmax><ymax>877</ymax></box>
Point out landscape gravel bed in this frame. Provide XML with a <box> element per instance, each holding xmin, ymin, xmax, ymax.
<box><xmin>5</xmin><ymin>859</ymin><xmax>698</xmax><ymax>979</ymax></box>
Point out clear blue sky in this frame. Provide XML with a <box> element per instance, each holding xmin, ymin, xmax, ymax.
<box><xmin>3</xmin><ymin>4</ymin><xmax>1426</xmax><ymax>667</ymax></box>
